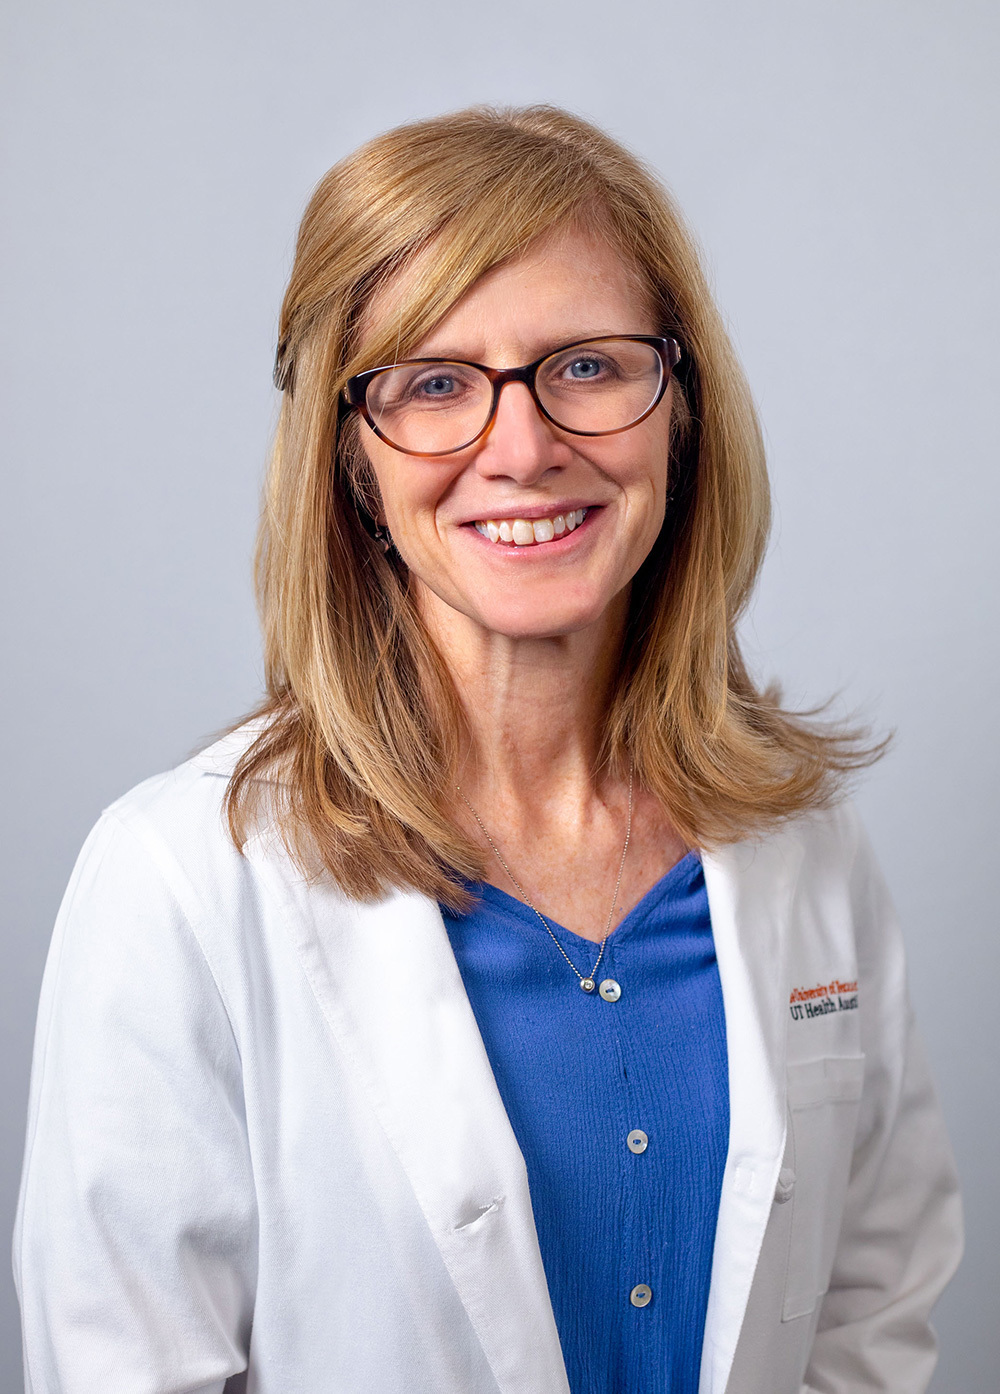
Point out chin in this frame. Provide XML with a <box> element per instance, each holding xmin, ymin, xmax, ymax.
<box><xmin>472</xmin><ymin>600</ymin><xmax>611</xmax><ymax>641</ymax></box>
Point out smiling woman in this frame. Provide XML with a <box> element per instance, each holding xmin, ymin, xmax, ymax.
<box><xmin>15</xmin><ymin>106</ymin><xmax>961</xmax><ymax>1394</ymax></box>
<box><xmin>351</xmin><ymin>234</ymin><xmax>677</xmax><ymax>659</ymax></box>
<box><xmin>226</xmin><ymin>108</ymin><xmax>869</xmax><ymax>907</ymax></box>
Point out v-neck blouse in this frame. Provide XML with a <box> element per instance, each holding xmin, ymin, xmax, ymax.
<box><xmin>441</xmin><ymin>851</ymin><xmax>729</xmax><ymax>1394</ymax></box>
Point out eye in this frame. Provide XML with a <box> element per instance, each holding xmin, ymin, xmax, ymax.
<box><xmin>417</xmin><ymin>373</ymin><xmax>458</xmax><ymax>397</ymax></box>
<box><xmin>565</xmin><ymin>355</ymin><xmax>605</xmax><ymax>380</ymax></box>
<box><xmin>543</xmin><ymin>349</ymin><xmax>622</xmax><ymax>389</ymax></box>
<box><xmin>402</xmin><ymin>364</ymin><xmax>481</xmax><ymax>405</ymax></box>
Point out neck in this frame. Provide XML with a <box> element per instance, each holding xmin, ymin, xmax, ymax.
<box><xmin>415</xmin><ymin>580</ymin><xmax>689</xmax><ymax>940</ymax></box>
<box><xmin>417</xmin><ymin>584</ymin><xmax>628</xmax><ymax>815</ymax></box>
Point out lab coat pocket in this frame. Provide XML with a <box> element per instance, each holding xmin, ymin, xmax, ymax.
<box><xmin>781</xmin><ymin>1054</ymin><xmax>865</xmax><ymax>1321</ymax></box>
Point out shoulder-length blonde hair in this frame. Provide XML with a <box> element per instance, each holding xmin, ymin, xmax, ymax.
<box><xmin>225</xmin><ymin>103</ymin><xmax>879</xmax><ymax>905</ymax></box>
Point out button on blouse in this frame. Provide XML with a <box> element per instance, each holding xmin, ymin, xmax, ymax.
<box><xmin>442</xmin><ymin>851</ymin><xmax>729</xmax><ymax>1394</ymax></box>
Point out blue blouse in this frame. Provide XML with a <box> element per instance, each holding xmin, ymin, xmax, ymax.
<box><xmin>441</xmin><ymin>851</ymin><xmax>729</xmax><ymax>1394</ymax></box>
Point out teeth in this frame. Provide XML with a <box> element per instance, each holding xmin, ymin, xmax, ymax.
<box><xmin>474</xmin><ymin>509</ymin><xmax>587</xmax><ymax>546</ymax></box>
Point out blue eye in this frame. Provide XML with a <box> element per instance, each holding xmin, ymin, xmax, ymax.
<box><xmin>418</xmin><ymin>374</ymin><xmax>456</xmax><ymax>396</ymax></box>
<box><xmin>568</xmin><ymin>356</ymin><xmax>603</xmax><ymax>379</ymax></box>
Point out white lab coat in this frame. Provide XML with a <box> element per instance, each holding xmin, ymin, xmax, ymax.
<box><xmin>14</xmin><ymin>727</ymin><xmax>962</xmax><ymax>1394</ymax></box>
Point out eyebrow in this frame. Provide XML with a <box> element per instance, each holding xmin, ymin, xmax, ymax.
<box><xmin>401</xmin><ymin>331</ymin><xmax>646</xmax><ymax>365</ymax></box>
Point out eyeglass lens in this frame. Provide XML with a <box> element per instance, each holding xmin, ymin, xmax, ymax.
<box><xmin>364</xmin><ymin>338</ymin><xmax>665</xmax><ymax>455</ymax></box>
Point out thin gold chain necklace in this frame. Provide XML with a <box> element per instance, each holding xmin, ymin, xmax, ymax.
<box><xmin>455</xmin><ymin>764</ymin><xmax>634</xmax><ymax>993</ymax></box>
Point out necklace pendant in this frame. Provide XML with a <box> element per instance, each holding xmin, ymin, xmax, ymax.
<box><xmin>580</xmin><ymin>977</ymin><xmax>596</xmax><ymax>993</ymax></box>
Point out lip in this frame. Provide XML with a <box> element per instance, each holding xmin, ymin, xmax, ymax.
<box><xmin>456</xmin><ymin>501</ymin><xmax>601</xmax><ymax>526</ymax></box>
<box><xmin>461</xmin><ymin>505</ymin><xmax>600</xmax><ymax>554</ymax></box>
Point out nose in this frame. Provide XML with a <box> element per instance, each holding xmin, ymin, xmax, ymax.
<box><xmin>473</xmin><ymin>380</ymin><xmax>570</xmax><ymax>483</ymax></box>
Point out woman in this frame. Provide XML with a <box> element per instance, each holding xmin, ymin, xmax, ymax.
<box><xmin>15</xmin><ymin>106</ymin><xmax>961</xmax><ymax>1393</ymax></box>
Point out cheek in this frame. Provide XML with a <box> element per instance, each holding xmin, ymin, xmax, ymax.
<box><xmin>363</xmin><ymin>435</ymin><xmax>424</xmax><ymax>526</ymax></box>
<box><xmin>366</xmin><ymin>445</ymin><xmax>459</xmax><ymax>551</ymax></box>
<box><xmin>600</xmin><ymin>425</ymin><xmax>672</xmax><ymax>509</ymax></box>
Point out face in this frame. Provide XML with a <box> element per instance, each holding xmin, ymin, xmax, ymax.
<box><xmin>357</xmin><ymin>226</ymin><xmax>673</xmax><ymax>643</ymax></box>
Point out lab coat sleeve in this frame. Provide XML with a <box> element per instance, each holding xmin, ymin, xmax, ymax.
<box><xmin>14</xmin><ymin>810</ymin><xmax>257</xmax><ymax>1394</ymax></box>
<box><xmin>801</xmin><ymin>817</ymin><xmax>963</xmax><ymax>1393</ymax></box>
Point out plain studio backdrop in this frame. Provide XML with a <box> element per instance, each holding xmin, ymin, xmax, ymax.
<box><xmin>2</xmin><ymin>1</ymin><xmax>997</xmax><ymax>1388</ymax></box>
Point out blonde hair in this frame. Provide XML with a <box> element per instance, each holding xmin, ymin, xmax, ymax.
<box><xmin>225</xmin><ymin>104</ymin><xmax>880</xmax><ymax>904</ymax></box>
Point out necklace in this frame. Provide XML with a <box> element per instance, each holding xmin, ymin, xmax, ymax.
<box><xmin>456</xmin><ymin>764</ymin><xmax>634</xmax><ymax>993</ymax></box>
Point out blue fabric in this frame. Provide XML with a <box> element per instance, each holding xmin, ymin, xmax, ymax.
<box><xmin>441</xmin><ymin>851</ymin><xmax>729</xmax><ymax>1394</ymax></box>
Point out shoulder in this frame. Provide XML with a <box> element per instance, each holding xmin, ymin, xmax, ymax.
<box><xmin>705</xmin><ymin>799</ymin><xmax>870</xmax><ymax>904</ymax></box>
<box><xmin>766</xmin><ymin>799</ymin><xmax>896</xmax><ymax>944</ymax></box>
<box><xmin>62</xmin><ymin>721</ymin><xmax>283</xmax><ymax>963</ymax></box>
<box><xmin>778</xmin><ymin>797</ymin><xmax>866</xmax><ymax>870</ymax></box>
<box><xmin>758</xmin><ymin>798</ymin><xmax>880</xmax><ymax>900</ymax></box>
<box><xmin>781</xmin><ymin>800</ymin><xmax>894</xmax><ymax>929</ymax></box>
<box><xmin>101</xmin><ymin>718</ymin><xmax>272</xmax><ymax>862</ymax></box>
<box><xmin>706</xmin><ymin>799</ymin><xmax>897</xmax><ymax>972</ymax></box>
<box><xmin>762</xmin><ymin>802</ymin><xmax>907</xmax><ymax>1008</ymax></box>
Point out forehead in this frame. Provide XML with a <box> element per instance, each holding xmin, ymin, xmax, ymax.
<box><xmin>360</xmin><ymin>225</ymin><xmax>656</xmax><ymax>366</ymax></box>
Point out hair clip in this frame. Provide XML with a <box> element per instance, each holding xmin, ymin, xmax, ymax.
<box><xmin>273</xmin><ymin>337</ymin><xmax>294</xmax><ymax>393</ymax></box>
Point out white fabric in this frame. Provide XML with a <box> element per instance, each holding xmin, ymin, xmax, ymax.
<box><xmin>13</xmin><ymin>728</ymin><xmax>963</xmax><ymax>1393</ymax></box>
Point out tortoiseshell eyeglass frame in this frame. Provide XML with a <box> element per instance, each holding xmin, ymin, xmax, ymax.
<box><xmin>341</xmin><ymin>334</ymin><xmax>683</xmax><ymax>458</ymax></box>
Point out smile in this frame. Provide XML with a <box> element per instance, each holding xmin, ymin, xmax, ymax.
<box><xmin>473</xmin><ymin>509</ymin><xmax>588</xmax><ymax>546</ymax></box>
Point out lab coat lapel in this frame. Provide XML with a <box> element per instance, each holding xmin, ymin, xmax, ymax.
<box><xmin>698</xmin><ymin>829</ymin><xmax>803</xmax><ymax>1394</ymax></box>
<box><xmin>255</xmin><ymin>849</ymin><xmax>570</xmax><ymax>1394</ymax></box>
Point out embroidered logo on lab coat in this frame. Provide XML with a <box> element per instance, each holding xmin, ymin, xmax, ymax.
<box><xmin>788</xmin><ymin>979</ymin><xmax>858</xmax><ymax>1021</ymax></box>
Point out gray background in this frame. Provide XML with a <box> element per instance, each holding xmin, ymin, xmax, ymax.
<box><xmin>2</xmin><ymin>0</ymin><xmax>997</xmax><ymax>1387</ymax></box>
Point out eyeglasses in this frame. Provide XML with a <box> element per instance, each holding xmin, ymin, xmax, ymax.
<box><xmin>343</xmin><ymin>335</ymin><xmax>682</xmax><ymax>457</ymax></box>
